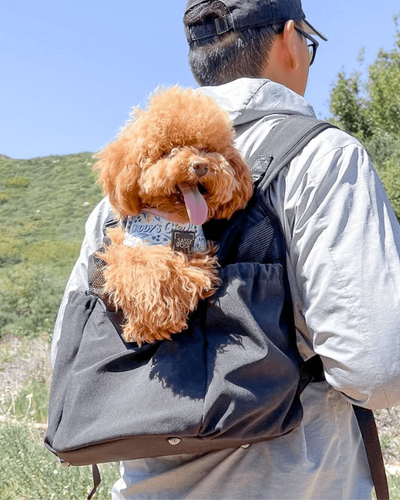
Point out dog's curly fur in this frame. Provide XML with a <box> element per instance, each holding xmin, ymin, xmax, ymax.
<box><xmin>94</xmin><ymin>87</ymin><xmax>253</xmax><ymax>345</ymax></box>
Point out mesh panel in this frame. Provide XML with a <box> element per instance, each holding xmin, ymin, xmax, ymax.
<box><xmin>236</xmin><ymin>214</ymin><xmax>282</xmax><ymax>263</ymax></box>
<box><xmin>218</xmin><ymin>197</ymin><xmax>286</xmax><ymax>266</ymax></box>
<box><xmin>88</xmin><ymin>250</ymin><xmax>107</xmax><ymax>297</ymax></box>
<box><xmin>87</xmin><ymin>248</ymin><xmax>120</xmax><ymax>314</ymax></box>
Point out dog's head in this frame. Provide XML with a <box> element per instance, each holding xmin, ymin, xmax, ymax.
<box><xmin>95</xmin><ymin>87</ymin><xmax>253</xmax><ymax>224</ymax></box>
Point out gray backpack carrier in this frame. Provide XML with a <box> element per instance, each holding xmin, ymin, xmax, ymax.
<box><xmin>45</xmin><ymin>116</ymin><xmax>389</xmax><ymax>500</ymax></box>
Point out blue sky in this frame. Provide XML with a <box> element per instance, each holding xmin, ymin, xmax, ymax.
<box><xmin>1</xmin><ymin>0</ymin><xmax>399</xmax><ymax>159</ymax></box>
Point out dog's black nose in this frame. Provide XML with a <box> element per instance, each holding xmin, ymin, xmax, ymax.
<box><xmin>191</xmin><ymin>161</ymin><xmax>209</xmax><ymax>178</ymax></box>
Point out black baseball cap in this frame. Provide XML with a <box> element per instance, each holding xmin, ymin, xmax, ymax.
<box><xmin>184</xmin><ymin>0</ymin><xmax>327</xmax><ymax>43</ymax></box>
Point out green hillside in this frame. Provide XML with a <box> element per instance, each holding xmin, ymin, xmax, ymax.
<box><xmin>0</xmin><ymin>153</ymin><xmax>103</xmax><ymax>339</ymax></box>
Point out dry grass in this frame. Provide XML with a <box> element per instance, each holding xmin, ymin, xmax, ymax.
<box><xmin>0</xmin><ymin>335</ymin><xmax>51</xmax><ymax>393</ymax></box>
<box><xmin>375</xmin><ymin>406</ymin><xmax>400</xmax><ymax>474</ymax></box>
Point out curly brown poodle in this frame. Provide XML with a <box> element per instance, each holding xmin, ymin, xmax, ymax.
<box><xmin>94</xmin><ymin>86</ymin><xmax>253</xmax><ymax>345</ymax></box>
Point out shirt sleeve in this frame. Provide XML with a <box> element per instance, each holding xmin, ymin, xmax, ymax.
<box><xmin>50</xmin><ymin>197</ymin><xmax>112</xmax><ymax>367</ymax></box>
<box><xmin>271</xmin><ymin>132</ymin><xmax>400</xmax><ymax>409</ymax></box>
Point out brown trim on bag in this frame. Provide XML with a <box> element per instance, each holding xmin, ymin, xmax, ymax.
<box><xmin>56</xmin><ymin>431</ymin><xmax>296</xmax><ymax>466</ymax></box>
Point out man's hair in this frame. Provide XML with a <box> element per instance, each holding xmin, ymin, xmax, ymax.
<box><xmin>184</xmin><ymin>1</ymin><xmax>286</xmax><ymax>86</ymax></box>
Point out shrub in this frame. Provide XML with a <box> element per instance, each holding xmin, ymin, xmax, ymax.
<box><xmin>3</xmin><ymin>176</ymin><xmax>30</xmax><ymax>188</ymax></box>
<box><xmin>0</xmin><ymin>264</ymin><xmax>66</xmax><ymax>339</ymax></box>
<box><xmin>329</xmin><ymin>19</ymin><xmax>400</xmax><ymax>221</ymax></box>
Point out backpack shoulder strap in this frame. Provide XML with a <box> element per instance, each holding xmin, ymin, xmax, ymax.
<box><xmin>248</xmin><ymin>117</ymin><xmax>389</xmax><ymax>499</ymax></box>
<box><xmin>204</xmin><ymin>116</ymin><xmax>335</xmax><ymax>261</ymax></box>
<box><xmin>247</xmin><ymin>115</ymin><xmax>335</xmax><ymax>191</ymax></box>
<box><xmin>306</xmin><ymin>358</ymin><xmax>389</xmax><ymax>499</ymax></box>
<box><xmin>102</xmin><ymin>211</ymin><xmax>120</xmax><ymax>245</ymax></box>
<box><xmin>353</xmin><ymin>406</ymin><xmax>390</xmax><ymax>500</ymax></box>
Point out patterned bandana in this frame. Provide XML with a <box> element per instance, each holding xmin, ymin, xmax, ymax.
<box><xmin>123</xmin><ymin>212</ymin><xmax>207</xmax><ymax>254</ymax></box>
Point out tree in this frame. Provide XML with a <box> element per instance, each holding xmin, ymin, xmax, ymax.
<box><xmin>329</xmin><ymin>16</ymin><xmax>400</xmax><ymax>220</ymax></box>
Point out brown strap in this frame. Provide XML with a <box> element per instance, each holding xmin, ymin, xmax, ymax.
<box><xmin>353</xmin><ymin>406</ymin><xmax>389</xmax><ymax>500</ymax></box>
<box><xmin>306</xmin><ymin>357</ymin><xmax>389</xmax><ymax>499</ymax></box>
<box><xmin>87</xmin><ymin>464</ymin><xmax>102</xmax><ymax>500</ymax></box>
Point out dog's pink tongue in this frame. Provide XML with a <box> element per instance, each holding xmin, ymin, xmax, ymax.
<box><xmin>178</xmin><ymin>184</ymin><xmax>208</xmax><ymax>226</ymax></box>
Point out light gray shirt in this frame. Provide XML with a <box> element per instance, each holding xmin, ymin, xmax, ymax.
<box><xmin>52</xmin><ymin>79</ymin><xmax>400</xmax><ymax>500</ymax></box>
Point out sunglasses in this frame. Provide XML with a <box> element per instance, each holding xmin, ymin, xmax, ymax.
<box><xmin>294</xmin><ymin>26</ymin><xmax>319</xmax><ymax>66</ymax></box>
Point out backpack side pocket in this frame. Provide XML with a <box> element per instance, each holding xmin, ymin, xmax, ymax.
<box><xmin>45</xmin><ymin>291</ymin><xmax>98</xmax><ymax>456</ymax></box>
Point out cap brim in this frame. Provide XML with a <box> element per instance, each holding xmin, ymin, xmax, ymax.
<box><xmin>303</xmin><ymin>19</ymin><xmax>327</xmax><ymax>41</ymax></box>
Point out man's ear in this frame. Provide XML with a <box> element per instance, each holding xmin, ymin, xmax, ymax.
<box><xmin>281</xmin><ymin>20</ymin><xmax>300</xmax><ymax>71</ymax></box>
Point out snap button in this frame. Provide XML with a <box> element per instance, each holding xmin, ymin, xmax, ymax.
<box><xmin>168</xmin><ymin>438</ymin><xmax>182</xmax><ymax>446</ymax></box>
<box><xmin>241</xmin><ymin>444</ymin><xmax>250</xmax><ymax>449</ymax></box>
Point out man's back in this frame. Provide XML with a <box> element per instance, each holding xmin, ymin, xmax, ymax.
<box><xmin>109</xmin><ymin>78</ymin><xmax>400</xmax><ymax>499</ymax></box>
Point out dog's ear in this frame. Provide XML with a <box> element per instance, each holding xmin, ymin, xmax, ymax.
<box><xmin>214</xmin><ymin>150</ymin><xmax>254</xmax><ymax>220</ymax></box>
<box><xmin>94</xmin><ymin>137</ymin><xmax>143</xmax><ymax>218</ymax></box>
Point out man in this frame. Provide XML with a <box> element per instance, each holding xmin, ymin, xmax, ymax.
<box><xmin>52</xmin><ymin>1</ymin><xmax>400</xmax><ymax>498</ymax></box>
<box><xmin>110</xmin><ymin>1</ymin><xmax>400</xmax><ymax>498</ymax></box>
